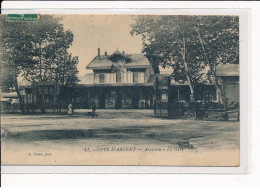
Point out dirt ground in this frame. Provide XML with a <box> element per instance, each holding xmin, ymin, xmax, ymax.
<box><xmin>1</xmin><ymin>109</ymin><xmax>240</xmax><ymax>166</ymax></box>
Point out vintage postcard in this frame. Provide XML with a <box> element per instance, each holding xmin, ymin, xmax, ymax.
<box><xmin>0</xmin><ymin>13</ymin><xmax>242</xmax><ymax>167</ymax></box>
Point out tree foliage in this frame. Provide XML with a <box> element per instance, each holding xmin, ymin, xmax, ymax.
<box><xmin>130</xmin><ymin>15</ymin><xmax>239</xmax><ymax>102</ymax></box>
<box><xmin>0</xmin><ymin>15</ymin><xmax>79</xmax><ymax>113</ymax></box>
<box><xmin>0</xmin><ymin>17</ymin><xmax>34</xmax><ymax>92</ymax></box>
<box><xmin>20</xmin><ymin>16</ymin><xmax>79</xmax><ymax>85</ymax></box>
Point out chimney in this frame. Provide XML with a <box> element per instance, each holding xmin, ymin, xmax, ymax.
<box><xmin>98</xmin><ymin>48</ymin><xmax>100</xmax><ymax>59</ymax></box>
<box><xmin>104</xmin><ymin>51</ymin><xmax>107</xmax><ymax>56</ymax></box>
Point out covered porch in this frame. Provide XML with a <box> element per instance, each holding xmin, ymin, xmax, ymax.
<box><xmin>75</xmin><ymin>84</ymin><xmax>154</xmax><ymax>109</ymax></box>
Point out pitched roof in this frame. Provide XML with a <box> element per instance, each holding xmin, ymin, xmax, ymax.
<box><xmin>124</xmin><ymin>54</ymin><xmax>150</xmax><ymax>68</ymax></box>
<box><xmin>86</xmin><ymin>56</ymin><xmax>113</xmax><ymax>69</ymax></box>
<box><xmin>86</xmin><ymin>53</ymin><xmax>151</xmax><ymax>70</ymax></box>
<box><xmin>216</xmin><ymin>64</ymin><xmax>239</xmax><ymax>77</ymax></box>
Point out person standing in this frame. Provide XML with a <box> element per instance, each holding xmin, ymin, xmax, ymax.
<box><xmin>91</xmin><ymin>100</ymin><xmax>96</xmax><ymax>118</ymax></box>
<box><xmin>68</xmin><ymin>103</ymin><xmax>73</xmax><ymax>115</ymax></box>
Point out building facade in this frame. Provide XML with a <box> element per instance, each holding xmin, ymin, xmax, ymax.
<box><xmin>1</xmin><ymin>48</ymin><xmax>239</xmax><ymax>112</ymax></box>
<box><xmin>216</xmin><ymin>64</ymin><xmax>239</xmax><ymax>105</ymax></box>
<box><xmin>78</xmin><ymin>49</ymin><xmax>155</xmax><ymax>109</ymax></box>
<box><xmin>77</xmin><ymin>49</ymin><xmax>239</xmax><ymax>109</ymax></box>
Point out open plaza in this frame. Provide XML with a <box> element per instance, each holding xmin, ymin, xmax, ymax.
<box><xmin>1</xmin><ymin>109</ymin><xmax>239</xmax><ymax>165</ymax></box>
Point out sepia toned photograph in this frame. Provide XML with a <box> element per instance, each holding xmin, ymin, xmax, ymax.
<box><xmin>0</xmin><ymin>14</ymin><xmax>240</xmax><ymax>166</ymax></box>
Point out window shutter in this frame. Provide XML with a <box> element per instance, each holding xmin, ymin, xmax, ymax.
<box><xmin>104</xmin><ymin>73</ymin><xmax>109</xmax><ymax>83</ymax></box>
<box><xmin>140</xmin><ymin>72</ymin><xmax>144</xmax><ymax>83</ymax></box>
<box><xmin>95</xmin><ymin>74</ymin><xmax>100</xmax><ymax>83</ymax></box>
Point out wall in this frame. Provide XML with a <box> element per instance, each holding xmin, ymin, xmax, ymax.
<box><xmin>222</xmin><ymin>76</ymin><xmax>239</xmax><ymax>104</ymax></box>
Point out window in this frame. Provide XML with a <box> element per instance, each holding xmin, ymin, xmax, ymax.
<box><xmin>133</xmin><ymin>72</ymin><xmax>138</xmax><ymax>83</ymax></box>
<box><xmin>116</xmin><ymin>73</ymin><xmax>121</xmax><ymax>83</ymax></box>
<box><xmin>99</xmin><ymin>74</ymin><xmax>105</xmax><ymax>83</ymax></box>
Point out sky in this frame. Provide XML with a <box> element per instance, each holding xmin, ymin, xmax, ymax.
<box><xmin>60</xmin><ymin>15</ymin><xmax>143</xmax><ymax>76</ymax></box>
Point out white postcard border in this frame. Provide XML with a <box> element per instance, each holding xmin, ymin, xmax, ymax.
<box><xmin>1</xmin><ymin>2</ymin><xmax>250</xmax><ymax>174</ymax></box>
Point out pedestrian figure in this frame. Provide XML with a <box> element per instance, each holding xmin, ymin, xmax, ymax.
<box><xmin>91</xmin><ymin>100</ymin><xmax>96</xmax><ymax>118</ymax></box>
<box><xmin>68</xmin><ymin>103</ymin><xmax>73</xmax><ymax>115</ymax></box>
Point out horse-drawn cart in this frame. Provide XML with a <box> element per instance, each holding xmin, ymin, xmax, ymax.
<box><xmin>183</xmin><ymin>101</ymin><xmax>239</xmax><ymax>121</ymax></box>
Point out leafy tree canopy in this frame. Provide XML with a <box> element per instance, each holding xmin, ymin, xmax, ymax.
<box><xmin>130</xmin><ymin>15</ymin><xmax>239</xmax><ymax>86</ymax></box>
<box><xmin>0</xmin><ymin>15</ymin><xmax>79</xmax><ymax>92</ymax></box>
<box><xmin>0</xmin><ymin>15</ymin><xmax>79</xmax><ymax>113</ymax></box>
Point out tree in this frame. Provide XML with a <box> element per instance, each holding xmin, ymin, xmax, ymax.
<box><xmin>130</xmin><ymin>16</ymin><xmax>239</xmax><ymax>115</ymax></box>
<box><xmin>21</xmin><ymin>16</ymin><xmax>77</xmax><ymax>84</ymax></box>
<box><xmin>195</xmin><ymin>16</ymin><xmax>239</xmax><ymax>120</ymax></box>
<box><xmin>0</xmin><ymin>16</ymin><xmax>34</xmax><ymax>114</ymax></box>
<box><xmin>130</xmin><ymin>16</ymin><xmax>207</xmax><ymax>101</ymax></box>
<box><xmin>0</xmin><ymin>15</ymin><xmax>79</xmax><ymax>114</ymax></box>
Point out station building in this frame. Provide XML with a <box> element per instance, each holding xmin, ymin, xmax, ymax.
<box><xmin>1</xmin><ymin>48</ymin><xmax>239</xmax><ymax>111</ymax></box>
<box><xmin>76</xmin><ymin>48</ymin><xmax>239</xmax><ymax>109</ymax></box>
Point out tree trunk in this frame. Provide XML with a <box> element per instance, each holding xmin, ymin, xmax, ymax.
<box><xmin>182</xmin><ymin>31</ymin><xmax>195</xmax><ymax>102</ymax></box>
<box><xmin>196</xmin><ymin>28</ymin><xmax>228</xmax><ymax>120</ymax></box>
<box><xmin>13</xmin><ymin>77</ymin><xmax>25</xmax><ymax>114</ymax></box>
<box><xmin>39</xmin><ymin>42</ymin><xmax>42</xmax><ymax>81</ymax></box>
<box><xmin>38</xmin><ymin>42</ymin><xmax>46</xmax><ymax>113</ymax></box>
<box><xmin>53</xmin><ymin>75</ymin><xmax>58</xmax><ymax>114</ymax></box>
<box><xmin>62</xmin><ymin>49</ymin><xmax>66</xmax><ymax>85</ymax></box>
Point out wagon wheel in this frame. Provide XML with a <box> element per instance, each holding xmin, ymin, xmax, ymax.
<box><xmin>185</xmin><ymin>110</ymin><xmax>197</xmax><ymax>120</ymax></box>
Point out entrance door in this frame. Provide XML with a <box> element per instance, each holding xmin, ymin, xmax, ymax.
<box><xmin>131</xmin><ymin>89</ymin><xmax>139</xmax><ymax>109</ymax></box>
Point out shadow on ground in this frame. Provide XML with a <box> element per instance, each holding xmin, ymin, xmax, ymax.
<box><xmin>3</xmin><ymin>126</ymin><xmax>197</xmax><ymax>149</ymax></box>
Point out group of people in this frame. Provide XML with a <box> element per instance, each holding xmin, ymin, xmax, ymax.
<box><xmin>67</xmin><ymin>100</ymin><xmax>96</xmax><ymax>118</ymax></box>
